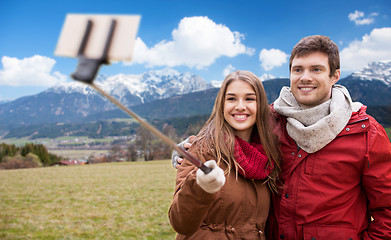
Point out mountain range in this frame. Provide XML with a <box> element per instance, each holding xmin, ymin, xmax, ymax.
<box><xmin>0</xmin><ymin>68</ymin><xmax>212</xmax><ymax>130</ymax></box>
<box><xmin>0</xmin><ymin>61</ymin><xmax>390</xmax><ymax>138</ymax></box>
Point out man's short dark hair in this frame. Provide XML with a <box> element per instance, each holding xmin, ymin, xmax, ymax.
<box><xmin>289</xmin><ymin>35</ymin><xmax>340</xmax><ymax>77</ymax></box>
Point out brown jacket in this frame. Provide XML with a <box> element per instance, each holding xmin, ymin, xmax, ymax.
<box><xmin>168</xmin><ymin>147</ymin><xmax>270</xmax><ymax>239</ymax></box>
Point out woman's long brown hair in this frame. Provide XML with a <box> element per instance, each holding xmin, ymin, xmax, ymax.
<box><xmin>193</xmin><ymin>70</ymin><xmax>281</xmax><ymax>192</ymax></box>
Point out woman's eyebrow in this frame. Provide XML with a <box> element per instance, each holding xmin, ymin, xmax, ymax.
<box><xmin>225</xmin><ymin>92</ymin><xmax>256</xmax><ymax>96</ymax></box>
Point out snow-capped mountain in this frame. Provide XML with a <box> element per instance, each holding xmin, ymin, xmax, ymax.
<box><xmin>351</xmin><ymin>60</ymin><xmax>391</xmax><ymax>86</ymax></box>
<box><xmin>338</xmin><ymin>60</ymin><xmax>391</xmax><ymax>109</ymax></box>
<box><xmin>0</xmin><ymin>68</ymin><xmax>212</xmax><ymax>129</ymax></box>
<box><xmin>49</xmin><ymin>68</ymin><xmax>212</xmax><ymax>106</ymax></box>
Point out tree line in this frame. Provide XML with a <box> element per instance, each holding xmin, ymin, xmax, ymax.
<box><xmin>0</xmin><ymin>143</ymin><xmax>63</xmax><ymax>170</ymax></box>
<box><xmin>0</xmin><ymin>115</ymin><xmax>210</xmax><ymax>169</ymax></box>
<box><xmin>88</xmin><ymin>123</ymin><xmax>183</xmax><ymax>163</ymax></box>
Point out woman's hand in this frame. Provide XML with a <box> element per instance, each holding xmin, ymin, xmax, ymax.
<box><xmin>196</xmin><ymin>160</ymin><xmax>226</xmax><ymax>194</ymax></box>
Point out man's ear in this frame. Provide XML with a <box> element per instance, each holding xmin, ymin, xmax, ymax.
<box><xmin>332</xmin><ymin>69</ymin><xmax>341</xmax><ymax>84</ymax></box>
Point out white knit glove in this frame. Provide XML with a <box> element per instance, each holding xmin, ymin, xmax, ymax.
<box><xmin>171</xmin><ymin>138</ymin><xmax>190</xmax><ymax>168</ymax></box>
<box><xmin>196</xmin><ymin>160</ymin><xmax>226</xmax><ymax>194</ymax></box>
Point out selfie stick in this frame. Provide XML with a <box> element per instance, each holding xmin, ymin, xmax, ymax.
<box><xmin>70</xmin><ymin>18</ymin><xmax>212</xmax><ymax>174</ymax></box>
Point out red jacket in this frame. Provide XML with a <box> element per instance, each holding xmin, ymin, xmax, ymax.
<box><xmin>268</xmin><ymin>105</ymin><xmax>391</xmax><ymax>240</ymax></box>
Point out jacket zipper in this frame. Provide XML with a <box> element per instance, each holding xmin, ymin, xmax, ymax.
<box><xmin>347</xmin><ymin>117</ymin><xmax>368</xmax><ymax>125</ymax></box>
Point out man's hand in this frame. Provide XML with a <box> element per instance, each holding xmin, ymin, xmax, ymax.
<box><xmin>172</xmin><ymin>136</ymin><xmax>194</xmax><ymax>169</ymax></box>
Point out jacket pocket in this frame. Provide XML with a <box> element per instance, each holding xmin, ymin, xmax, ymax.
<box><xmin>303</xmin><ymin>224</ymin><xmax>358</xmax><ymax>240</ymax></box>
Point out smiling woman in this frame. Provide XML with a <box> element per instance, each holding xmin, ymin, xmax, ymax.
<box><xmin>168</xmin><ymin>70</ymin><xmax>281</xmax><ymax>239</ymax></box>
<box><xmin>223</xmin><ymin>79</ymin><xmax>257</xmax><ymax>142</ymax></box>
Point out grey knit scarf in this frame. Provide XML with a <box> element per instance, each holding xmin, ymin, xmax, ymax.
<box><xmin>274</xmin><ymin>85</ymin><xmax>360</xmax><ymax>153</ymax></box>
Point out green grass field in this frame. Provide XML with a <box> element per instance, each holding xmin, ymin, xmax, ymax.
<box><xmin>0</xmin><ymin>160</ymin><xmax>177</xmax><ymax>239</ymax></box>
<box><xmin>49</xmin><ymin>149</ymin><xmax>110</xmax><ymax>160</ymax></box>
<box><xmin>385</xmin><ymin>128</ymin><xmax>391</xmax><ymax>141</ymax></box>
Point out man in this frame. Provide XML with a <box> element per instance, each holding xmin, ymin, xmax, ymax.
<box><xmin>172</xmin><ymin>35</ymin><xmax>391</xmax><ymax>239</ymax></box>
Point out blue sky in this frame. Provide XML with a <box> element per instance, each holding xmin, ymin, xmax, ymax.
<box><xmin>0</xmin><ymin>0</ymin><xmax>390</xmax><ymax>101</ymax></box>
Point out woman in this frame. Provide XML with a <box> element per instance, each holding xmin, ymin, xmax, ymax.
<box><xmin>168</xmin><ymin>71</ymin><xmax>281</xmax><ymax>239</ymax></box>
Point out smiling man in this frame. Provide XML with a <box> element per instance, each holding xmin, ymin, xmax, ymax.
<box><xmin>290</xmin><ymin>51</ymin><xmax>339</xmax><ymax>108</ymax></box>
<box><xmin>269</xmin><ymin>35</ymin><xmax>391</xmax><ymax>239</ymax></box>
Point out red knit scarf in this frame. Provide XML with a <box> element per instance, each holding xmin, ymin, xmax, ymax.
<box><xmin>234</xmin><ymin>136</ymin><xmax>274</xmax><ymax>180</ymax></box>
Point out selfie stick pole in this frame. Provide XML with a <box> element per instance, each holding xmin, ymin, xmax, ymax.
<box><xmin>71</xmin><ymin>18</ymin><xmax>212</xmax><ymax>174</ymax></box>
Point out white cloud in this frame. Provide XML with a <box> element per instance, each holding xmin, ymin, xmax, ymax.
<box><xmin>259</xmin><ymin>73</ymin><xmax>276</xmax><ymax>81</ymax></box>
<box><xmin>340</xmin><ymin>27</ymin><xmax>391</xmax><ymax>71</ymax></box>
<box><xmin>211</xmin><ymin>80</ymin><xmax>223</xmax><ymax>88</ymax></box>
<box><xmin>129</xmin><ymin>16</ymin><xmax>254</xmax><ymax>69</ymax></box>
<box><xmin>348</xmin><ymin>10</ymin><xmax>378</xmax><ymax>25</ymax></box>
<box><xmin>0</xmin><ymin>55</ymin><xmax>67</xmax><ymax>86</ymax></box>
<box><xmin>212</xmin><ymin>69</ymin><xmax>276</xmax><ymax>87</ymax></box>
<box><xmin>259</xmin><ymin>48</ymin><xmax>288</xmax><ymax>71</ymax></box>
<box><xmin>222</xmin><ymin>64</ymin><xmax>236</xmax><ymax>77</ymax></box>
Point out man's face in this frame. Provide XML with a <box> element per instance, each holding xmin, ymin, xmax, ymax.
<box><xmin>290</xmin><ymin>51</ymin><xmax>340</xmax><ymax>108</ymax></box>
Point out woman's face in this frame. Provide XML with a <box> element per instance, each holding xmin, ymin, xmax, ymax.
<box><xmin>223</xmin><ymin>79</ymin><xmax>257</xmax><ymax>142</ymax></box>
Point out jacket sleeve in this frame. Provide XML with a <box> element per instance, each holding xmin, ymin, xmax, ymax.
<box><xmin>362</xmin><ymin>119</ymin><xmax>391</xmax><ymax>240</ymax></box>
<box><xmin>168</xmin><ymin>149</ymin><xmax>216</xmax><ymax>235</ymax></box>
